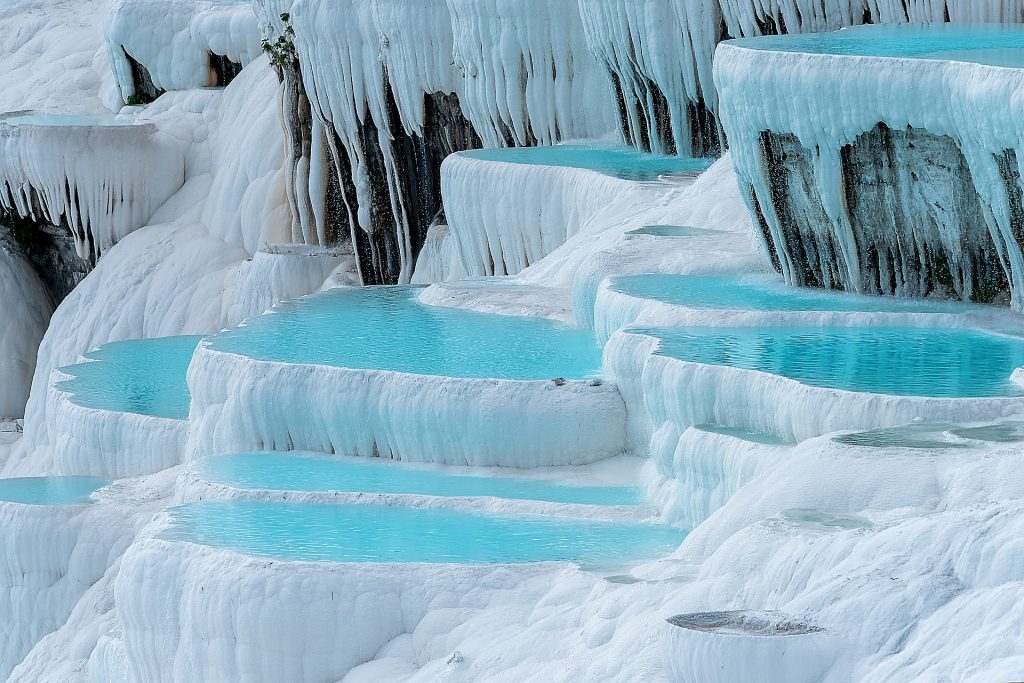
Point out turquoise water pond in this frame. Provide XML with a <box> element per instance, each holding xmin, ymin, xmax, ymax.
<box><xmin>165</xmin><ymin>501</ymin><xmax>684</xmax><ymax>564</ymax></box>
<box><xmin>208</xmin><ymin>286</ymin><xmax>603</xmax><ymax>380</ymax></box>
<box><xmin>612</xmin><ymin>274</ymin><xmax>972</xmax><ymax>313</ymax></box>
<box><xmin>637</xmin><ymin>326</ymin><xmax>1024</xmax><ymax>398</ymax></box>
<box><xmin>0</xmin><ymin>477</ymin><xmax>108</xmax><ymax>505</ymax></box>
<box><xmin>200</xmin><ymin>453</ymin><xmax>640</xmax><ymax>506</ymax></box>
<box><xmin>56</xmin><ymin>336</ymin><xmax>202</xmax><ymax>419</ymax></box>
<box><xmin>730</xmin><ymin>24</ymin><xmax>1024</xmax><ymax>67</ymax></box>
<box><xmin>459</xmin><ymin>145</ymin><xmax>714</xmax><ymax>181</ymax></box>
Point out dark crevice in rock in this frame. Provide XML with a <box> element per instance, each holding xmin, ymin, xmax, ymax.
<box><xmin>123</xmin><ymin>48</ymin><xmax>164</xmax><ymax>103</ymax></box>
<box><xmin>209</xmin><ymin>52</ymin><xmax>244</xmax><ymax>88</ymax></box>
<box><xmin>0</xmin><ymin>212</ymin><xmax>91</xmax><ymax>306</ymax></box>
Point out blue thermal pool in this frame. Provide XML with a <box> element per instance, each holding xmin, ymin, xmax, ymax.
<box><xmin>836</xmin><ymin>421</ymin><xmax>1024</xmax><ymax>448</ymax></box>
<box><xmin>949</xmin><ymin>422</ymin><xmax>1024</xmax><ymax>443</ymax></box>
<box><xmin>2</xmin><ymin>114</ymin><xmax>133</xmax><ymax>126</ymax></box>
<box><xmin>612</xmin><ymin>273</ymin><xmax>972</xmax><ymax>314</ymax></box>
<box><xmin>56</xmin><ymin>336</ymin><xmax>203</xmax><ymax>419</ymax></box>
<box><xmin>625</xmin><ymin>225</ymin><xmax>725</xmax><ymax>238</ymax></box>
<box><xmin>834</xmin><ymin>424</ymin><xmax>973</xmax><ymax>449</ymax></box>
<box><xmin>208</xmin><ymin>286</ymin><xmax>603</xmax><ymax>380</ymax></box>
<box><xmin>695</xmin><ymin>424</ymin><xmax>789</xmax><ymax>446</ymax></box>
<box><xmin>200</xmin><ymin>453</ymin><xmax>640</xmax><ymax>506</ymax></box>
<box><xmin>458</xmin><ymin>145</ymin><xmax>714</xmax><ymax>181</ymax></box>
<box><xmin>729</xmin><ymin>24</ymin><xmax>1024</xmax><ymax>68</ymax></box>
<box><xmin>636</xmin><ymin>326</ymin><xmax>1024</xmax><ymax>398</ymax></box>
<box><xmin>164</xmin><ymin>501</ymin><xmax>685</xmax><ymax>564</ymax></box>
<box><xmin>0</xmin><ymin>477</ymin><xmax>108</xmax><ymax>505</ymax></box>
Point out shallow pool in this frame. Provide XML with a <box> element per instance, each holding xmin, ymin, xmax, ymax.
<box><xmin>729</xmin><ymin>24</ymin><xmax>1024</xmax><ymax>68</ymax></box>
<box><xmin>834</xmin><ymin>424</ymin><xmax>972</xmax><ymax>449</ymax></box>
<box><xmin>625</xmin><ymin>226</ymin><xmax>725</xmax><ymax>239</ymax></box>
<box><xmin>637</xmin><ymin>326</ymin><xmax>1024</xmax><ymax>398</ymax></box>
<box><xmin>0</xmin><ymin>477</ymin><xmax>108</xmax><ymax>505</ymax></box>
<box><xmin>3</xmin><ymin>114</ymin><xmax>132</xmax><ymax>126</ymax></box>
<box><xmin>165</xmin><ymin>501</ymin><xmax>684</xmax><ymax>564</ymax></box>
<box><xmin>56</xmin><ymin>336</ymin><xmax>202</xmax><ymax>419</ymax></box>
<box><xmin>200</xmin><ymin>453</ymin><xmax>640</xmax><ymax>506</ymax></box>
<box><xmin>612</xmin><ymin>274</ymin><xmax>971</xmax><ymax>313</ymax></box>
<box><xmin>459</xmin><ymin>145</ymin><xmax>714</xmax><ymax>181</ymax></box>
<box><xmin>836</xmin><ymin>420</ymin><xmax>1024</xmax><ymax>448</ymax></box>
<box><xmin>208</xmin><ymin>287</ymin><xmax>602</xmax><ymax>380</ymax></box>
<box><xmin>695</xmin><ymin>424</ymin><xmax>789</xmax><ymax>446</ymax></box>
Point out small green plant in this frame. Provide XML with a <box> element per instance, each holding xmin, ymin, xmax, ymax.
<box><xmin>262</xmin><ymin>13</ymin><xmax>297</xmax><ymax>69</ymax></box>
<box><xmin>124</xmin><ymin>93</ymin><xmax>154</xmax><ymax>106</ymax></box>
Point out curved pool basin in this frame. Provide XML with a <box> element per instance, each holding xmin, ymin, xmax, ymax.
<box><xmin>56</xmin><ymin>336</ymin><xmax>202</xmax><ymax>419</ymax></box>
<box><xmin>612</xmin><ymin>274</ymin><xmax>973</xmax><ymax>314</ymax></box>
<box><xmin>637</xmin><ymin>326</ymin><xmax>1024</xmax><ymax>398</ymax></box>
<box><xmin>728</xmin><ymin>24</ymin><xmax>1024</xmax><ymax>68</ymax></box>
<box><xmin>164</xmin><ymin>501</ymin><xmax>685</xmax><ymax>564</ymax></box>
<box><xmin>457</xmin><ymin>145</ymin><xmax>714</xmax><ymax>181</ymax></box>
<box><xmin>0</xmin><ymin>476</ymin><xmax>108</xmax><ymax>505</ymax></box>
<box><xmin>207</xmin><ymin>287</ymin><xmax>602</xmax><ymax>380</ymax></box>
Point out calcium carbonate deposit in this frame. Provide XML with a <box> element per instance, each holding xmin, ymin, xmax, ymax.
<box><xmin>5</xmin><ymin>1</ymin><xmax>1024</xmax><ymax>681</ymax></box>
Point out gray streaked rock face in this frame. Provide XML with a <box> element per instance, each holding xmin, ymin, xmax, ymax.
<box><xmin>1</xmin><ymin>215</ymin><xmax>91</xmax><ymax>307</ymax></box>
<box><xmin>279</xmin><ymin>61</ymin><xmax>481</xmax><ymax>285</ymax></box>
<box><xmin>749</xmin><ymin>124</ymin><xmax>1012</xmax><ymax>305</ymax></box>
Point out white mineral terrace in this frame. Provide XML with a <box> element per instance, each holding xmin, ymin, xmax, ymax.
<box><xmin>0</xmin><ymin>112</ymin><xmax>185</xmax><ymax>262</ymax></box>
<box><xmin>716</xmin><ymin>24</ymin><xmax>1024</xmax><ymax>310</ymax></box>
<box><xmin>7</xmin><ymin>1</ymin><xmax>1024</xmax><ymax>681</ymax></box>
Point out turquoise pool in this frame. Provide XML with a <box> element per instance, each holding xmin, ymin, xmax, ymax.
<box><xmin>200</xmin><ymin>453</ymin><xmax>640</xmax><ymax>506</ymax></box>
<box><xmin>0</xmin><ymin>477</ymin><xmax>108</xmax><ymax>505</ymax></box>
<box><xmin>208</xmin><ymin>287</ymin><xmax>603</xmax><ymax>380</ymax></box>
<box><xmin>459</xmin><ymin>145</ymin><xmax>714</xmax><ymax>181</ymax></box>
<box><xmin>56</xmin><ymin>336</ymin><xmax>202</xmax><ymax>419</ymax></box>
<box><xmin>165</xmin><ymin>501</ymin><xmax>685</xmax><ymax>564</ymax></box>
<box><xmin>729</xmin><ymin>24</ymin><xmax>1024</xmax><ymax>68</ymax></box>
<box><xmin>637</xmin><ymin>326</ymin><xmax>1024</xmax><ymax>398</ymax></box>
<box><xmin>612</xmin><ymin>274</ymin><xmax>971</xmax><ymax>313</ymax></box>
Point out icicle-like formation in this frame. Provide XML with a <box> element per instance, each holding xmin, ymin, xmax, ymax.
<box><xmin>255</xmin><ymin>0</ymin><xmax>480</xmax><ymax>284</ymax></box>
<box><xmin>578</xmin><ymin>0</ymin><xmax>724</xmax><ymax>157</ymax></box>
<box><xmin>447</xmin><ymin>0</ymin><xmax>616</xmax><ymax>147</ymax></box>
<box><xmin>715</xmin><ymin>26</ymin><xmax>1024</xmax><ymax>309</ymax></box>
<box><xmin>372</xmin><ymin>0</ymin><xmax>463</xmax><ymax>137</ymax></box>
<box><xmin>106</xmin><ymin>0</ymin><xmax>262</xmax><ymax>103</ymax></box>
<box><xmin>0</xmin><ymin>116</ymin><xmax>186</xmax><ymax>263</ymax></box>
<box><xmin>441</xmin><ymin>153</ymin><xmax>636</xmax><ymax>277</ymax></box>
<box><xmin>0</xmin><ymin>234</ymin><xmax>53</xmax><ymax>418</ymax></box>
